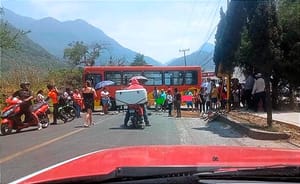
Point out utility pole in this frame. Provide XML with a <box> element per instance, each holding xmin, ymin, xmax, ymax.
<box><xmin>179</xmin><ymin>48</ymin><xmax>190</xmax><ymax>66</ymax></box>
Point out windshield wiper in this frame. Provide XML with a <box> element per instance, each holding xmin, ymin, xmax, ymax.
<box><xmin>41</xmin><ymin>165</ymin><xmax>300</xmax><ymax>183</ymax></box>
<box><xmin>194</xmin><ymin>165</ymin><xmax>300</xmax><ymax>182</ymax></box>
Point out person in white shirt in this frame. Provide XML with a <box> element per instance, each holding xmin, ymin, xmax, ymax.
<box><xmin>101</xmin><ymin>87</ymin><xmax>110</xmax><ymax>114</ymax></box>
<box><xmin>166</xmin><ymin>90</ymin><xmax>173</xmax><ymax>116</ymax></box>
<box><xmin>252</xmin><ymin>73</ymin><xmax>266</xmax><ymax>112</ymax></box>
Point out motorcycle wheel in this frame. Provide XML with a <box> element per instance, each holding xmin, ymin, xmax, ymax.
<box><xmin>130</xmin><ymin>116</ymin><xmax>138</xmax><ymax>129</ymax></box>
<box><xmin>61</xmin><ymin>106</ymin><xmax>76</xmax><ymax>122</ymax></box>
<box><xmin>40</xmin><ymin>114</ymin><xmax>50</xmax><ymax>128</ymax></box>
<box><xmin>1</xmin><ymin>124</ymin><xmax>12</xmax><ymax>135</ymax></box>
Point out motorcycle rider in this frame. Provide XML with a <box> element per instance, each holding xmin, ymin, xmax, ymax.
<box><xmin>123</xmin><ymin>78</ymin><xmax>150</xmax><ymax>127</ymax></box>
<box><xmin>12</xmin><ymin>82</ymin><xmax>34</xmax><ymax>124</ymax></box>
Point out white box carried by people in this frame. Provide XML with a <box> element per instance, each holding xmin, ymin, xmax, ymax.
<box><xmin>115</xmin><ymin>89</ymin><xmax>148</xmax><ymax>106</ymax></box>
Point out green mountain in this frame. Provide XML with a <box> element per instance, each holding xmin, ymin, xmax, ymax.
<box><xmin>1</xmin><ymin>23</ymin><xmax>66</xmax><ymax>75</ymax></box>
<box><xmin>3</xmin><ymin>8</ymin><xmax>162</xmax><ymax>66</ymax></box>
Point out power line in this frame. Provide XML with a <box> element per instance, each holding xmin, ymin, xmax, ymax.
<box><xmin>196</xmin><ymin>0</ymin><xmax>224</xmax><ymax>70</ymax></box>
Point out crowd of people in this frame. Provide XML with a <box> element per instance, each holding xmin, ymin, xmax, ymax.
<box><xmin>150</xmin><ymin>72</ymin><xmax>266</xmax><ymax>118</ymax></box>
<box><xmin>9</xmin><ymin>72</ymin><xmax>265</xmax><ymax>131</ymax></box>
<box><xmin>9</xmin><ymin>80</ymin><xmax>99</xmax><ymax>129</ymax></box>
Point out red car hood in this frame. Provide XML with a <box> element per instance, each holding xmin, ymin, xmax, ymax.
<box><xmin>13</xmin><ymin>145</ymin><xmax>300</xmax><ymax>183</ymax></box>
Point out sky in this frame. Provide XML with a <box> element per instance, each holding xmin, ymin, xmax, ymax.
<box><xmin>2</xmin><ymin>0</ymin><xmax>227</xmax><ymax>63</ymax></box>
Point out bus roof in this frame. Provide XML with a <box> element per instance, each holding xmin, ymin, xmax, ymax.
<box><xmin>84</xmin><ymin>65</ymin><xmax>202</xmax><ymax>71</ymax></box>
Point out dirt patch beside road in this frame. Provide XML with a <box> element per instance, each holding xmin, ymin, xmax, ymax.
<box><xmin>227</xmin><ymin>111</ymin><xmax>300</xmax><ymax>146</ymax></box>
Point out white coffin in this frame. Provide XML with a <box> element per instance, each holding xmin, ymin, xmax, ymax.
<box><xmin>115</xmin><ymin>89</ymin><xmax>148</xmax><ymax>106</ymax></box>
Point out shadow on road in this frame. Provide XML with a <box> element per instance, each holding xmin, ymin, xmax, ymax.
<box><xmin>192</xmin><ymin>121</ymin><xmax>243</xmax><ymax>138</ymax></box>
<box><xmin>109</xmin><ymin>125</ymin><xmax>145</xmax><ymax>130</ymax></box>
<box><xmin>1</xmin><ymin>127</ymin><xmax>38</xmax><ymax>136</ymax></box>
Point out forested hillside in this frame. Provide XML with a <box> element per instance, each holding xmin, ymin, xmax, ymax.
<box><xmin>1</xmin><ymin>23</ymin><xmax>66</xmax><ymax>75</ymax></box>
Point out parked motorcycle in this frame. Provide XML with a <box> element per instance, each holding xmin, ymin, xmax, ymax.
<box><xmin>126</xmin><ymin>104</ymin><xmax>145</xmax><ymax>129</ymax></box>
<box><xmin>58</xmin><ymin>98</ymin><xmax>76</xmax><ymax>122</ymax></box>
<box><xmin>0</xmin><ymin>97</ymin><xmax>50</xmax><ymax>135</ymax></box>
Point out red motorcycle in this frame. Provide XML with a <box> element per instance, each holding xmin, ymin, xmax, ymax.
<box><xmin>1</xmin><ymin>96</ymin><xmax>50</xmax><ymax>135</ymax></box>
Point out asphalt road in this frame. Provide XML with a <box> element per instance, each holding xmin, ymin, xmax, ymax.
<box><xmin>0</xmin><ymin>110</ymin><xmax>297</xmax><ymax>183</ymax></box>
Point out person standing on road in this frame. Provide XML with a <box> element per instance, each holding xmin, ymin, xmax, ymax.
<box><xmin>82</xmin><ymin>80</ymin><xmax>97</xmax><ymax>127</ymax></box>
<box><xmin>166</xmin><ymin>90</ymin><xmax>173</xmax><ymax>117</ymax></box>
<box><xmin>72</xmin><ymin>89</ymin><xmax>83</xmax><ymax>118</ymax></box>
<box><xmin>173</xmin><ymin>88</ymin><xmax>181</xmax><ymax>118</ymax></box>
<box><xmin>153</xmin><ymin>86</ymin><xmax>159</xmax><ymax>111</ymax></box>
<box><xmin>35</xmin><ymin>89</ymin><xmax>46</xmax><ymax>130</ymax></box>
<box><xmin>186</xmin><ymin>89</ymin><xmax>193</xmax><ymax>111</ymax></box>
<box><xmin>193</xmin><ymin>89</ymin><xmax>201</xmax><ymax>112</ymax></box>
<box><xmin>46</xmin><ymin>84</ymin><xmax>59</xmax><ymax>125</ymax></box>
<box><xmin>199</xmin><ymin>87</ymin><xmax>206</xmax><ymax>116</ymax></box>
<box><xmin>101</xmin><ymin>87</ymin><xmax>110</xmax><ymax>114</ymax></box>
<box><xmin>160</xmin><ymin>89</ymin><xmax>167</xmax><ymax>112</ymax></box>
<box><xmin>211</xmin><ymin>83</ymin><xmax>219</xmax><ymax>111</ymax></box>
<box><xmin>252</xmin><ymin>73</ymin><xmax>266</xmax><ymax>112</ymax></box>
<box><xmin>202</xmin><ymin>78</ymin><xmax>212</xmax><ymax>113</ymax></box>
<box><xmin>244</xmin><ymin>71</ymin><xmax>255</xmax><ymax>110</ymax></box>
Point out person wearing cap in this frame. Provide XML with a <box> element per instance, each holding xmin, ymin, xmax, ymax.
<box><xmin>12</xmin><ymin>82</ymin><xmax>34</xmax><ymax>124</ymax></box>
<box><xmin>252</xmin><ymin>73</ymin><xmax>266</xmax><ymax>112</ymax></box>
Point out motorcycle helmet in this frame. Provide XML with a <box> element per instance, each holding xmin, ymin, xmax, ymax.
<box><xmin>20</xmin><ymin>81</ymin><xmax>30</xmax><ymax>88</ymax></box>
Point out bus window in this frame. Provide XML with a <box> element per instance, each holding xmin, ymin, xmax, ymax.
<box><xmin>164</xmin><ymin>72</ymin><xmax>173</xmax><ymax>86</ymax></box>
<box><xmin>105</xmin><ymin>71</ymin><xmax>121</xmax><ymax>85</ymax></box>
<box><xmin>123</xmin><ymin>71</ymin><xmax>143</xmax><ymax>85</ymax></box>
<box><xmin>144</xmin><ymin>71</ymin><xmax>162</xmax><ymax>85</ymax></box>
<box><xmin>164</xmin><ymin>71</ymin><xmax>184</xmax><ymax>85</ymax></box>
<box><xmin>123</xmin><ymin>76</ymin><xmax>129</xmax><ymax>85</ymax></box>
<box><xmin>185</xmin><ymin>71</ymin><xmax>198</xmax><ymax>85</ymax></box>
<box><xmin>85</xmin><ymin>74</ymin><xmax>102</xmax><ymax>88</ymax></box>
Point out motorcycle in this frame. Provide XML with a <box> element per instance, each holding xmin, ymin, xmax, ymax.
<box><xmin>1</xmin><ymin>97</ymin><xmax>50</xmax><ymax>135</ymax></box>
<box><xmin>58</xmin><ymin>98</ymin><xmax>76</xmax><ymax>122</ymax></box>
<box><xmin>126</xmin><ymin>104</ymin><xmax>145</xmax><ymax>129</ymax></box>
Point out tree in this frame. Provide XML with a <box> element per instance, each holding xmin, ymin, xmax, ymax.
<box><xmin>107</xmin><ymin>56</ymin><xmax>128</xmax><ymax>66</ymax></box>
<box><xmin>46</xmin><ymin>68</ymin><xmax>83</xmax><ymax>90</ymax></box>
<box><xmin>247</xmin><ymin>1</ymin><xmax>282</xmax><ymax>126</ymax></box>
<box><xmin>214</xmin><ymin>0</ymin><xmax>285</xmax><ymax>126</ymax></box>
<box><xmin>214</xmin><ymin>1</ymin><xmax>247</xmax><ymax>111</ymax></box>
<box><xmin>214</xmin><ymin>7</ymin><xmax>227</xmax><ymax>74</ymax></box>
<box><xmin>63</xmin><ymin>41</ymin><xmax>103</xmax><ymax>66</ymax></box>
<box><xmin>277</xmin><ymin>0</ymin><xmax>300</xmax><ymax>104</ymax></box>
<box><xmin>0</xmin><ymin>8</ymin><xmax>28</xmax><ymax>49</ymax></box>
<box><xmin>214</xmin><ymin>1</ymin><xmax>246</xmax><ymax>75</ymax></box>
<box><xmin>130</xmin><ymin>53</ymin><xmax>147</xmax><ymax>66</ymax></box>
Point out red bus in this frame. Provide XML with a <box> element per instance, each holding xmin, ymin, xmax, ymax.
<box><xmin>83</xmin><ymin>66</ymin><xmax>202</xmax><ymax>110</ymax></box>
